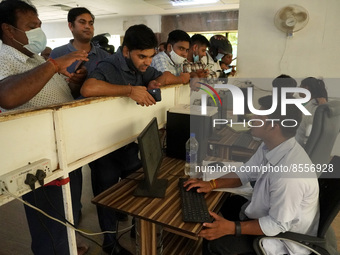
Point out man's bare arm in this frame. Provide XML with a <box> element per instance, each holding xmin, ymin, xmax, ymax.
<box><xmin>156</xmin><ymin>71</ymin><xmax>190</xmax><ymax>85</ymax></box>
<box><xmin>81</xmin><ymin>78</ymin><xmax>156</xmax><ymax>106</ymax></box>
<box><xmin>0</xmin><ymin>50</ymin><xmax>88</xmax><ymax>109</ymax></box>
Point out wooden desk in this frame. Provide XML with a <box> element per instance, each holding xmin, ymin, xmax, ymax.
<box><xmin>92</xmin><ymin>157</ymin><xmax>227</xmax><ymax>255</ymax></box>
<box><xmin>208</xmin><ymin>126</ymin><xmax>261</xmax><ymax>161</ymax></box>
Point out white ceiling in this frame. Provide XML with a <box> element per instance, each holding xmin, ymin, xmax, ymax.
<box><xmin>29</xmin><ymin>0</ymin><xmax>239</xmax><ymax>22</ymax></box>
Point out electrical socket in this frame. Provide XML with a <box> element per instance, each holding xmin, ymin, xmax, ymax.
<box><xmin>0</xmin><ymin>159</ymin><xmax>52</xmax><ymax>196</ymax></box>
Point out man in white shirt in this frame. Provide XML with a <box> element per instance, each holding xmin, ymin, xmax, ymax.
<box><xmin>184</xmin><ymin>95</ymin><xmax>319</xmax><ymax>255</ymax></box>
<box><xmin>0</xmin><ymin>1</ymin><xmax>88</xmax><ymax>254</ymax></box>
<box><xmin>151</xmin><ymin>29</ymin><xmax>190</xmax><ymax>84</ymax></box>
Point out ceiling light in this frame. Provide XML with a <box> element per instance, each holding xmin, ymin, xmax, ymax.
<box><xmin>171</xmin><ymin>0</ymin><xmax>219</xmax><ymax>7</ymax></box>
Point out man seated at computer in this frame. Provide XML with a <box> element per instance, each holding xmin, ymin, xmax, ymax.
<box><xmin>184</xmin><ymin>95</ymin><xmax>319</xmax><ymax>255</ymax></box>
<box><xmin>151</xmin><ymin>29</ymin><xmax>190</xmax><ymax>84</ymax></box>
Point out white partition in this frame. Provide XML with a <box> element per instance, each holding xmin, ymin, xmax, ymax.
<box><xmin>0</xmin><ymin>84</ymin><xmax>190</xmax><ymax>198</ymax></box>
<box><xmin>55</xmin><ymin>85</ymin><xmax>188</xmax><ymax>171</ymax></box>
<box><xmin>0</xmin><ymin>109</ymin><xmax>58</xmax><ymax>176</ymax></box>
<box><xmin>0</xmin><ymin>83</ymin><xmax>190</xmax><ymax>254</ymax></box>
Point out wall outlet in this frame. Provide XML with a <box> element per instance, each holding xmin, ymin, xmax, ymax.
<box><xmin>0</xmin><ymin>159</ymin><xmax>52</xmax><ymax>195</ymax></box>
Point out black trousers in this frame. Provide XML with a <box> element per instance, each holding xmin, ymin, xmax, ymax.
<box><xmin>89</xmin><ymin>142</ymin><xmax>141</xmax><ymax>248</ymax></box>
<box><xmin>23</xmin><ymin>168</ymin><xmax>82</xmax><ymax>255</ymax></box>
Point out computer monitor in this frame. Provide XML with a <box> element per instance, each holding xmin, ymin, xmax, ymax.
<box><xmin>133</xmin><ymin>117</ymin><xmax>168</xmax><ymax>198</ymax></box>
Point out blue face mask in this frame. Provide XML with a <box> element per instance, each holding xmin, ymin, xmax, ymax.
<box><xmin>216</xmin><ymin>53</ymin><xmax>225</xmax><ymax>61</ymax></box>
<box><xmin>12</xmin><ymin>27</ymin><xmax>47</xmax><ymax>54</ymax></box>
<box><xmin>193</xmin><ymin>54</ymin><xmax>200</xmax><ymax>63</ymax></box>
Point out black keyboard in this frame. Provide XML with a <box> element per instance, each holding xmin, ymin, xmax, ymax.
<box><xmin>233</xmin><ymin>133</ymin><xmax>253</xmax><ymax>148</ymax></box>
<box><xmin>178</xmin><ymin>178</ymin><xmax>211</xmax><ymax>223</ymax></box>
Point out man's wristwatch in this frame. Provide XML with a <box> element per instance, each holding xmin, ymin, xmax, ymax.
<box><xmin>235</xmin><ymin>221</ymin><xmax>242</xmax><ymax>237</ymax></box>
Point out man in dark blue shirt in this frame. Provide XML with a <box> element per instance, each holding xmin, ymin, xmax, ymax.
<box><xmin>49</xmin><ymin>8</ymin><xmax>109</xmax><ymax>255</ymax></box>
<box><xmin>81</xmin><ymin>24</ymin><xmax>177</xmax><ymax>254</ymax></box>
<box><xmin>50</xmin><ymin>7</ymin><xmax>109</xmax><ymax>97</ymax></box>
<box><xmin>81</xmin><ymin>25</ymin><xmax>179</xmax><ymax>106</ymax></box>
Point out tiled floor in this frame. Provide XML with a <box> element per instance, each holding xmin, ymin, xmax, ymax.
<box><xmin>0</xmin><ymin>164</ymin><xmax>339</xmax><ymax>255</ymax></box>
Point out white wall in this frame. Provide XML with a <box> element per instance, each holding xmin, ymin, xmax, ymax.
<box><xmin>237</xmin><ymin>0</ymin><xmax>340</xmax><ymax>88</ymax></box>
<box><xmin>42</xmin><ymin>15</ymin><xmax>161</xmax><ymax>39</ymax></box>
<box><xmin>236</xmin><ymin>0</ymin><xmax>340</xmax><ymax>155</ymax></box>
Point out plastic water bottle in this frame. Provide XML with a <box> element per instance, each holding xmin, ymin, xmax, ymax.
<box><xmin>185</xmin><ymin>133</ymin><xmax>199</xmax><ymax>177</ymax></box>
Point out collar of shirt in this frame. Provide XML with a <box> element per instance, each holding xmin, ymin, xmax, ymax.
<box><xmin>116</xmin><ymin>46</ymin><xmax>133</xmax><ymax>73</ymax></box>
<box><xmin>2</xmin><ymin>43</ymin><xmax>42</xmax><ymax>64</ymax></box>
<box><xmin>159</xmin><ymin>51</ymin><xmax>177</xmax><ymax>66</ymax></box>
<box><xmin>67</xmin><ymin>40</ymin><xmax>97</xmax><ymax>56</ymax></box>
<box><xmin>263</xmin><ymin>137</ymin><xmax>296</xmax><ymax>166</ymax></box>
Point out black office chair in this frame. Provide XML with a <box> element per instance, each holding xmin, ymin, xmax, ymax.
<box><xmin>304</xmin><ymin>101</ymin><xmax>340</xmax><ymax>167</ymax></box>
<box><xmin>253</xmin><ymin>156</ymin><xmax>340</xmax><ymax>255</ymax></box>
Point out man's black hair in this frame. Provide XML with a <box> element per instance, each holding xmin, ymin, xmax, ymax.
<box><xmin>92</xmin><ymin>34</ymin><xmax>115</xmax><ymax>54</ymax></box>
<box><xmin>190</xmin><ymin>34</ymin><xmax>210</xmax><ymax>48</ymax></box>
<box><xmin>167</xmin><ymin>30</ymin><xmax>190</xmax><ymax>47</ymax></box>
<box><xmin>258</xmin><ymin>95</ymin><xmax>302</xmax><ymax>138</ymax></box>
<box><xmin>209</xmin><ymin>34</ymin><xmax>232</xmax><ymax>60</ymax></box>
<box><xmin>272</xmin><ymin>74</ymin><xmax>297</xmax><ymax>88</ymax></box>
<box><xmin>122</xmin><ymin>24</ymin><xmax>157</xmax><ymax>51</ymax></box>
<box><xmin>0</xmin><ymin>0</ymin><xmax>37</xmax><ymax>39</ymax></box>
<box><xmin>68</xmin><ymin>7</ymin><xmax>95</xmax><ymax>24</ymax></box>
<box><xmin>301</xmin><ymin>77</ymin><xmax>328</xmax><ymax>101</ymax></box>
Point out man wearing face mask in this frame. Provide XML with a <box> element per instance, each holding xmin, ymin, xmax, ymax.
<box><xmin>205</xmin><ymin>34</ymin><xmax>235</xmax><ymax>78</ymax></box>
<box><xmin>81</xmin><ymin>24</ymin><xmax>179</xmax><ymax>254</ymax></box>
<box><xmin>0</xmin><ymin>1</ymin><xmax>88</xmax><ymax>254</ymax></box>
<box><xmin>150</xmin><ymin>29</ymin><xmax>190</xmax><ymax>84</ymax></box>
<box><xmin>184</xmin><ymin>34</ymin><xmax>216</xmax><ymax>79</ymax></box>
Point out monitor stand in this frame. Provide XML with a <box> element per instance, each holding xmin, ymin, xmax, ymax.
<box><xmin>133</xmin><ymin>178</ymin><xmax>168</xmax><ymax>198</ymax></box>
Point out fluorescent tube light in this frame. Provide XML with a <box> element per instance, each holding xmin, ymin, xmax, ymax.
<box><xmin>171</xmin><ymin>0</ymin><xmax>219</xmax><ymax>7</ymax></box>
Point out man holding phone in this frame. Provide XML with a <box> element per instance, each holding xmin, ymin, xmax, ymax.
<box><xmin>49</xmin><ymin>7</ymin><xmax>110</xmax><ymax>254</ymax></box>
<box><xmin>219</xmin><ymin>53</ymin><xmax>236</xmax><ymax>77</ymax></box>
<box><xmin>50</xmin><ymin>7</ymin><xmax>109</xmax><ymax>98</ymax></box>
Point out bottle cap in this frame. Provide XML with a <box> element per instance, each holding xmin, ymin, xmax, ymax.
<box><xmin>190</xmin><ymin>133</ymin><xmax>195</xmax><ymax>137</ymax></box>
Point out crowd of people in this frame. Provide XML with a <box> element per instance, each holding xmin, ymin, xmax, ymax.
<box><xmin>0</xmin><ymin>0</ymin><xmax>332</xmax><ymax>255</ymax></box>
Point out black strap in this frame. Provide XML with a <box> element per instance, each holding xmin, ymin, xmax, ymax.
<box><xmin>235</xmin><ymin>221</ymin><xmax>242</xmax><ymax>237</ymax></box>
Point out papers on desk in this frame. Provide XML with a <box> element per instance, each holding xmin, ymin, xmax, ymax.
<box><xmin>202</xmin><ymin>160</ymin><xmax>253</xmax><ymax>200</ymax></box>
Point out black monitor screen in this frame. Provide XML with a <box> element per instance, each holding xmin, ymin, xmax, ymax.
<box><xmin>134</xmin><ymin>117</ymin><xmax>168</xmax><ymax>198</ymax></box>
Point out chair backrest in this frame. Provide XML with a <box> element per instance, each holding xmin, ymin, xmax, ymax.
<box><xmin>317</xmin><ymin>156</ymin><xmax>340</xmax><ymax>237</ymax></box>
<box><xmin>304</xmin><ymin>100</ymin><xmax>340</xmax><ymax>166</ymax></box>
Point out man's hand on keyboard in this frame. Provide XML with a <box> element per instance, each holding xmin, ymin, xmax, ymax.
<box><xmin>183</xmin><ymin>179</ymin><xmax>213</xmax><ymax>193</ymax></box>
<box><xmin>198</xmin><ymin>211</ymin><xmax>235</xmax><ymax>240</ymax></box>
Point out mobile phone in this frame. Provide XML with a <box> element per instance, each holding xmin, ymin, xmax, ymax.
<box><xmin>148</xmin><ymin>88</ymin><xmax>162</xmax><ymax>102</ymax></box>
<box><xmin>223</xmin><ymin>68</ymin><xmax>233</xmax><ymax>74</ymax></box>
<box><xmin>74</xmin><ymin>60</ymin><xmax>86</xmax><ymax>71</ymax></box>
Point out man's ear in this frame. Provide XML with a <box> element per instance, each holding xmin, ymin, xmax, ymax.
<box><xmin>1</xmin><ymin>23</ymin><xmax>14</xmax><ymax>40</ymax></box>
<box><xmin>122</xmin><ymin>46</ymin><xmax>129</xmax><ymax>58</ymax></box>
<box><xmin>166</xmin><ymin>43</ymin><xmax>172</xmax><ymax>53</ymax></box>
<box><xmin>192</xmin><ymin>44</ymin><xmax>198</xmax><ymax>53</ymax></box>
<box><xmin>68</xmin><ymin>22</ymin><xmax>73</xmax><ymax>32</ymax></box>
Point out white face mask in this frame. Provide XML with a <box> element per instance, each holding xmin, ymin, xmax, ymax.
<box><xmin>12</xmin><ymin>27</ymin><xmax>47</xmax><ymax>54</ymax></box>
<box><xmin>169</xmin><ymin>46</ymin><xmax>186</xmax><ymax>65</ymax></box>
<box><xmin>216</xmin><ymin>53</ymin><xmax>225</xmax><ymax>61</ymax></box>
